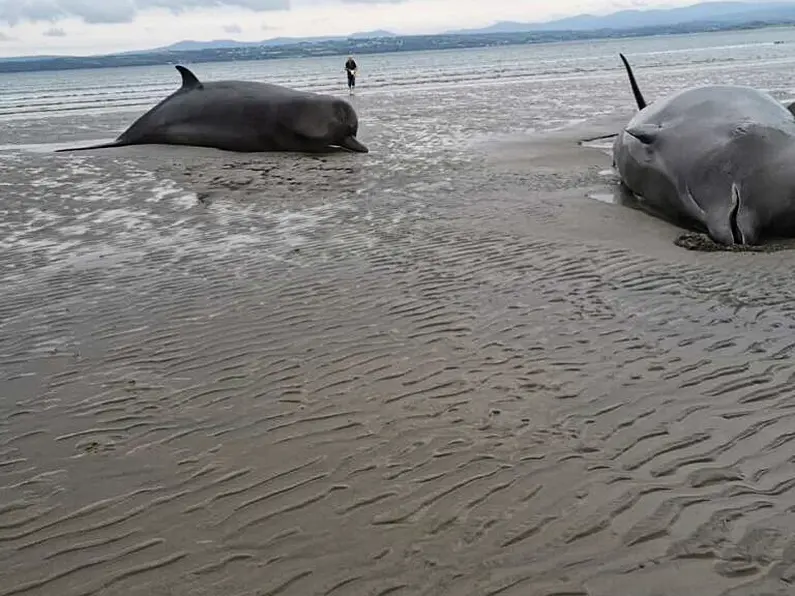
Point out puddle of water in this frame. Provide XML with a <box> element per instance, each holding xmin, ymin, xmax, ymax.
<box><xmin>586</xmin><ymin>178</ymin><xmax>640</xmax><ymax>209</ymax></box>
<box><xmin>588</xmin><ymin>192</ymin><xmax>618</xmax><ymax>204</ymax></box>
<box><xmin>580</xmin><ymin>136</ymin><xmax>616</xmax><ymax>153</ymax></box>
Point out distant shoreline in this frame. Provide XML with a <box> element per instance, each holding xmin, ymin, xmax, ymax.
<box><xmin>0</xmin><ymin>20</ymin><xmax>793</xmax><ymax>75</ymax></box>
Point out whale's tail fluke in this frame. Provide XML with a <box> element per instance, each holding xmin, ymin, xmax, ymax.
<box><xmin>619</xmin><ymin>53</ymin><xmax>647</xmax><ymax>111</ymax></box>
<box><xmin>54</xmin><ymin>140</ymin><xmax>127</xmax><ymax>153</ymax></box>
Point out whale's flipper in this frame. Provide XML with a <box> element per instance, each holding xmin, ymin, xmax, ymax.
<box><xmin>175</xmin><ymin>65</ymin><xmax>203</xmax><ymax>90</ymax></box>
<box><xmin>54</xmin><ymin>140</ymin><xmax>127</xmax><ymax>152</ymax></box>
<box><xmin>619</xmin><ymin>53</ymin><xmax>647</xmax><ymax>111</ymax></box>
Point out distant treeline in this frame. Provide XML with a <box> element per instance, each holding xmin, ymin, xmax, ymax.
<box><xmin>0</xmin><ymin>19</ymin><xmax>792</xmax><ymax>74</ymax></box>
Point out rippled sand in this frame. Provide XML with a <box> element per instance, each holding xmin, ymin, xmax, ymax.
<box><xmin>4</xmin><ymin>62</ymin><xmax>795</xmax><ymax>596</ymax></box>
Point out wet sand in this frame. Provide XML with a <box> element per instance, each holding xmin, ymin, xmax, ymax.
<box><xmin>4</xmin><ymin>66</ymin><xmax>795</xmax><ymax>595</ymax></box>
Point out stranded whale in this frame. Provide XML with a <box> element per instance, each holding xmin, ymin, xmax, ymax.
<box><xmin>613</xmin><ymin>53</ymin><xmax>795</xmax><ymax>245</ymax></box>
<box><xmin>57</xmin><ymin>65</ymin><xmax>368</xmax><ymax>154</ymax></box>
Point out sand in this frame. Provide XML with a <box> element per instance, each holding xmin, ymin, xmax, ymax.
<box><xmin>4</xmin><ymin>80</ymin><xmax>795</xmax><ymax>595</ymax></box>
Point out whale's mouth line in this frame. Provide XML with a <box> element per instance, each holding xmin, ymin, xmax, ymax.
<box><xmin>730</xmin><ymin>182</ymin><xmax>745</xmax><ymax>245</ymax></box>
<box><xmin>337</xmin><ymin>135</ymin><xmax>369</xmax><ymax>153</ymax></box>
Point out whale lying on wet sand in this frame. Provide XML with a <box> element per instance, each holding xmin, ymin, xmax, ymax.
<box><xmin>57</xmin><ymin>65</ymin><xmax>368</xmax><ymax>154</ymax></box>
<box><xmin>613</xmin><ymin>53</ymin><xmax>795</xmax><ymax>246</ymax></box>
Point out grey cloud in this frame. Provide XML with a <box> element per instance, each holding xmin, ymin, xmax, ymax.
<box><xmin>43</xmin><ymin>25</ymin><xmax>66</xmax><ymax>35</ymax></box>
<box><xmin>0</xmin><ymin>0</ymin><xmax>290</xmax><ymax>26</ymax></box>
<box><xmin>223</xmin><ymin>23</ymin><xmax>241</xmax><ymax>32</ymax></box>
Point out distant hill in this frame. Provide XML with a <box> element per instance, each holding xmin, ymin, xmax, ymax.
<box><xmin>0</xmin><ymin>55</ymin><xmax>63</xmax><ymax>62</ymax></box>
<box><xmin>158</xmin><ymin>39</ymin><xmax>254</xmax><ymax>52</ymax></box>
<box><xmin>154</xmin><ymin>30</ymin><xmax>396</xmax><ymax>52</ymax></box>
<box><xmin>350</xmin><ymin>30</ymin><xmax>396</xmax><ymax>39</ymax></box>
<box><xmin>4</xmin><ymin>1</ymin><xmax>795</xmax><ymax>65</ymax></box>
<box><xmin>150</xmin><ymin>2</ymin><xmax>795</xmax><ymax>53</ymax></box>
<box><xmin>1</xmin><ymin>19</ymin><xmax>794</xmax><ymax>74</ymax></box>
<box><xmin>450</xmin><ymin>1</ymin><xmax>795</xmax><ymax>34</ymax></box>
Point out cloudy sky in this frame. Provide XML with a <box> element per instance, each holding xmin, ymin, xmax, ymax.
<box><xmin>0</xmin><ymin>0</ymin><xmax>770</xmax><ymax>57</ymax></box>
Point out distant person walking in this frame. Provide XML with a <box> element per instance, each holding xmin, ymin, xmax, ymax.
<box><xmin>345</xmin><ymin>56</ymin><xmax>358</xmax><ymax>93</ymax></box>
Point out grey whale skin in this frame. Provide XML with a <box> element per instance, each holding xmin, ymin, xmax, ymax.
<box><xmin>57</xmin><ymin>65</ymin><xmax>368</xmax><ymax>154</ymax></box>
<box><xmin>613</xmin><ymin>53</ymin><xmax>795</xmax><ymax>245</ymax></box>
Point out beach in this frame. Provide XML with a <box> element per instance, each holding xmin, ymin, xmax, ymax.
<box><xmin>4</xmin><ymin>28</ymin><xmax>795</xmax><ymax>595</ymax></box>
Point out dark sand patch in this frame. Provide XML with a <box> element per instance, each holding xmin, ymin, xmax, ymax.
<box><xmin>675</xmin><ymin>232</ymin><xmax>795</xmax><ymax>252</ymax></box>
<box><xmin>3</xmin><ymin>113</ymin><xmax>795</xmax><ymax>596</ymax></box>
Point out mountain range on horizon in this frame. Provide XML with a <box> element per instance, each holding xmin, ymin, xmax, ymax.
<box><xmin>146</xmin><ymin>1</ymin><xmax>795</xmax><ymax>54</ymax></box>
<box><xmin>154</xmin><ymin>29</ymin><xmax>398</xmax><ymax>53</ymax></box>
<box><xmin>450</xmin><ymin>1</ymin><xmax>795</xmax><ymax>35</ymax></box>
<box><xmin>6</xmin><ymin>1</ymin><xmax>795</xmax><ymax>60</ymax></box>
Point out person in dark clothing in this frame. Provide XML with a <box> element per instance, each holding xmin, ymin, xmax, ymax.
<box><xmin>345</xmin><ymin>56</ymin><xmax>358</xmax><ymax>92</ymax></box>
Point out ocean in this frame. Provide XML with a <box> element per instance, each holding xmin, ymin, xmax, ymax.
<box><xmin>3</xmin><ymin>27</ymin><xmax>795</xmax><ymax>129</ymax></box>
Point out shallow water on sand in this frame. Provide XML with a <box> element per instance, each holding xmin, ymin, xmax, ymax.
<box><xmin>4</xmin><ymin>27</ymin><xmax>795</xmax><ymax>596</ymax></box>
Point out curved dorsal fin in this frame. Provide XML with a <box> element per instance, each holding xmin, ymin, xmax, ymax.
<box><xmin>175</xmin><ymin>65</ymin><xmax>203</xmax><ymax>90</ymax></box>
<box><xmin>619</xmin><ymin>53</ymin><xmax>647</xmax><ymax>111</ymax></box>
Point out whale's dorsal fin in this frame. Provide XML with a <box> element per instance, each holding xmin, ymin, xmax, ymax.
<box><xmin>619</xmin><ymin>53</ymin><xmax>647</xmax><ymax>111</ymax></box>
<box><xmin>175</xmin><ymin>65</ymin><xmax>203</xmax><ymax>90</ymax></box>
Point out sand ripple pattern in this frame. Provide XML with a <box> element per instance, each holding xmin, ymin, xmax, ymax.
<box><xmin>3</xmin><ymin>134</ymin><xmax>795</xmax><ymax>596</ymax></box>
<box><xmin>7</xmin><ymin>38</ymin><xmax>795</xmax><ymax>596</ymax></box>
